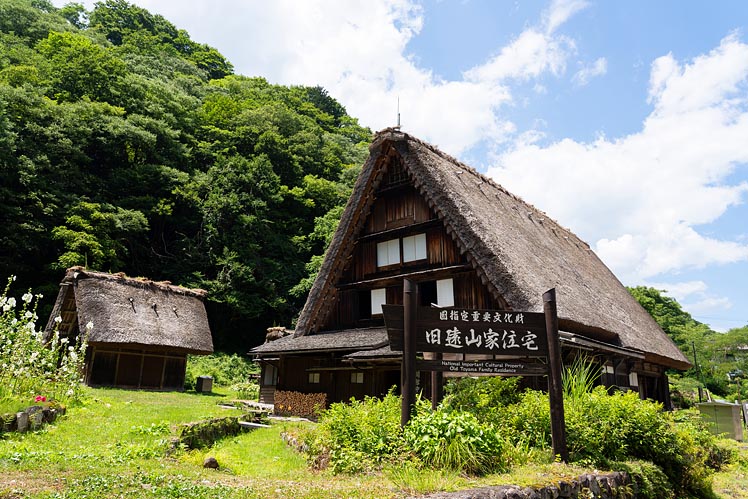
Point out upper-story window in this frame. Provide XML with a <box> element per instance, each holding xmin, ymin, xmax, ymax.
<box><xmin>402</xmin><ymin>233</ymin><xmax>427</xmax><ymax>262</ymax></box>
<box><xmin>377</xmin><ymin>239</ymin><xmax>400</xmax><ymax>267</ymax></box>
<box><xmin>376</xmin><ymin>233</ymin><xmax>427</xmax><ymax>267</ymax></box>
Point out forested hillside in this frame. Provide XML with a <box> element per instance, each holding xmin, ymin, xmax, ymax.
<box><xmin>0</xmin><ymin>0</ymin><xmax>371</xmax><ymax>350</ymax></box>
<box><xmin>629</xmin><ymin>286</ymin><xmax>748</xmax><ymax>403</ymax></box>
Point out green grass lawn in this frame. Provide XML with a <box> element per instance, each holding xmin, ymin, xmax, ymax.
<box><xmin>2</xmin><ymin>387</ymin><xmax>747</xmax><ymax>498</ymax></box>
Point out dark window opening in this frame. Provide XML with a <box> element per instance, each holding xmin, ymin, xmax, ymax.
<box><xmin>419</xmin><ymin>281</ymin><xmax>437</xmax><ymax>306</ymax></box>
<box><xmin>358</xmin><ymin>289</ymin><xmax>372</xmax><ymax>318</ymax></box>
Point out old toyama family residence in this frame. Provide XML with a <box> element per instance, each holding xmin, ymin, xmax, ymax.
<box><xmin>251</xmin><ymin>128</ymin><xmax>690</xmax><ymax>410</ymax></box>
<box><xmin>41</xmin><ymin>128</ymin><xmax>689</xmax><ymax>404</ymax></box>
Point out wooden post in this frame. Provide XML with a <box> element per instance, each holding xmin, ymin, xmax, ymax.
<box><xmin>543</xmin><ymin>288</ymin><xmax>568</xmax><ymax>462</ymax></box>
<box><xmin>401</xmin><ymin>279</ymin><xmax>417</xmax><ymax>427</ymax></box>
<box><xmin>431</xmin><ymin>352</ymin><xmax>443</xmax><ymax>410</ymax></box>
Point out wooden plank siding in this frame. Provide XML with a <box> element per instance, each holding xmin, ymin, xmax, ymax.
<box><xmin>364</xmin><ymin>187</ymin><xmax>434</xmax><ymax>234</ymax></box>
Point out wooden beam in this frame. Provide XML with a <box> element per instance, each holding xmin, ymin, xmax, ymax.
<box><xmin>336</xmin><ymin>264</ymin><xmax>472</xmax><ymax>290</ymax></box>
<box><xmin>355</xmin><ymin>219</ymin><xmax>441</xmax><ymax>242</ymax></box>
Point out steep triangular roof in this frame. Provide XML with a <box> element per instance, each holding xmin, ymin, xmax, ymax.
<box><xmin>294</xmin><ymin>129</ymin><xmax>690</xmax><ymax>370</ymax></box>
<box><xmin>45</xmin><ymin>267</ymin><xmax>213</xmax><ymax>354</ymax></box>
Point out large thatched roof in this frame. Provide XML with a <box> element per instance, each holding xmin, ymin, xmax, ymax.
<box><xmin>45</xmin><ymin>267</ymin><xmax>213</xmax><ymax>354</ymax></box>
<box><xmin>252</xmin><ymin>327</ymin><xmax>388</xmax><ymax>355</ymax></box>
<box><xmin>289</xmin><ymin>129</ymin><xmax>690</xmax><ymax>370</ymax></box>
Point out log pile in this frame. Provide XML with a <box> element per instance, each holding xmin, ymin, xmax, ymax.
<box><xmin>274</xmin><ymin>390</ymin><xmax>327</xmax><ymax>419</ymax></box>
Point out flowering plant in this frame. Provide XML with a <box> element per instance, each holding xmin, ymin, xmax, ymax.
<box><xmin>0</xmin><ymin>276</ymin><xmax>89</xmax><ymax>405</ymax></box>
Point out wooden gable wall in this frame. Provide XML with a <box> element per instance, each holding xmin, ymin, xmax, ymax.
<box><xmin>320</xmin><ymin>162</ymin><xmax>503</xmax><ymax>331</ymax></box>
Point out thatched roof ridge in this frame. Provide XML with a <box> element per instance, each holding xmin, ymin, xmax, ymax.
<box><xmin>292</xmin><ymin>129</ymin><xmax>690</xmax><ymax>370</ymax></box>
<box><xmin>62</xmin><ymin>266</ymin><xmax>208</xmax><ymax>298</ymax></box>
<box><xmin>46</xmin><ymin>267</ymin><xmax>213</xmax><ymax>354</ymax></box>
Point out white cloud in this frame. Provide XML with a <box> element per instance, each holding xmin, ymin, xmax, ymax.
<box><xmin>645</xmin><ymin>280</ymin><xmax>708</xmax><ymax>302</ymax></box>
<box><xmin>464</xmin><ymin>29</ymin><xmax>574</xmax><ymax>83</ymax></box>
<box><xmin>105</xmin><ymin>0</ymin><xmax>587</xmax><ymax>156</ymax></box>
<box><xmin>489</xmin><ymin>34</ymin><xmax>748</xmax><ymax>283</ymax></box>
<box><xmin>572</xmin><ymin>57</ymin><xmax>607</xmax><ymax>86</ymax></box>
<box><xmin>543</xmin><ymin>0</ymin><xmax>589</xmax><ymax>34</ymax></box>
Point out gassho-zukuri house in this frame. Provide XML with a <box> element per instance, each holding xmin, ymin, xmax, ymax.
<box><xmin>251</xmin><ymin>129</ymin><xmax>690</xmax><ymax>408</ymax></box>
<box><xmin>45</xmin><ymin>267</ymin><xmax>213</xmax><ymax>390</ymax></box>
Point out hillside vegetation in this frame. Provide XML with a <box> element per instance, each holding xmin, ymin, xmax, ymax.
<box><xmin>0</xmin><ymin>0</ymin><xmax>370</xmax><ymax>351</ymax></box>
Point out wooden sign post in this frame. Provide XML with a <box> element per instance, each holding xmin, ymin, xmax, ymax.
<box><xmin>543</xmin><ymin>288</ymin><xmax>568</xmax><ymax>462</ymax></box>
<box><xmin>401</xmin><ymin>279</ymin><xmax>417</xmax><ymax>427</ymax></box>
<box><xmin>384</xmin><ymin>284</ymin><xmax>568</xmax><ymax>462</ymax></box>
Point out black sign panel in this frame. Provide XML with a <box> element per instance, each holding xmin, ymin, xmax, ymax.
<box><xmin>383</xmin><ymin>305</ymin><xmax>548</xmax><ymax>357</ymax></box>
<box><xmin>416</xmin><ymin>359</ymin><xmax>548</xmax><ymax>376</ymax></box>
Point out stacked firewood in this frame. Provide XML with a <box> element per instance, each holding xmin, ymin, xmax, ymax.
<box><xmin>274</xmin><ymin>390</ymin><xmax>327</xmax><ymax>419</ymax></box>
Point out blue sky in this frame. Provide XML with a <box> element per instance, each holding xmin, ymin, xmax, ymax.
<box><xmin>58</xmin><ymin>0</ymin><xmax>748</xmax><ymax>331</ymax></box>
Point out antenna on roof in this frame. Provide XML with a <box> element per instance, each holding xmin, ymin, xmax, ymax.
<box><xmin>395</xmin><ymin>96</ymin><xmax>401</xmax><ymax>130</ymax></box>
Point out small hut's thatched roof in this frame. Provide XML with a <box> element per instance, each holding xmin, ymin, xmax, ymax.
<box><xmin>287</xmin><ymin>129</ymin><xmax>690</xmax><ymax>370</ymax></box>
<box><xmin>45</xmin><ymin>267</ymin><xmax>213</xmax><ymax>354</ymax></box>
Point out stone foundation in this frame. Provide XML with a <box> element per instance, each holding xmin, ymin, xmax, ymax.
<box><xmin>407</xmin><ymin>472</ymin><xmax>632</xmax><ymax>499</ymax></box>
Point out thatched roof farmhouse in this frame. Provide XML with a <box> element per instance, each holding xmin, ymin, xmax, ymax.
<box><xmin>45</xmin><ymin>267</ymin><xmax>213</xmax><ymax>390</ymax></box>
<box><xmin>251</xmin><ymin>129</ymin><xmax>689</xmax><ymax>408</ymax></box>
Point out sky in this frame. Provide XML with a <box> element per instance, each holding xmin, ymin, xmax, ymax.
<box><xmin>57</xmin><ymin>0</ymin><xmax>748</xmax><ymax>332</ymax></box>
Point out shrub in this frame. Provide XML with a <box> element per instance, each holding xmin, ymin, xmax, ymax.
<box><xmin>441</xmin><ymin>376</ymin><xmax>522</xmax><ymax>419</ymax></box>
<box><xmin>610</xmin><ymin>460</ymin><xmax>673</xmax><ymax>499</ymax></box>
<box><xmin>184</xmin><ymin>352</ymin><xmax>257</xmax><ymax>389</ymax></box>
<box><xmin>230</xmin><ymin>381</ymin><xmax>259</xmax><ymax>401</ymax></box>
<box><xmin>0</xmin><ymin>277</ymin><xmax>88</xmax><ymax>405</ymax></box>
<box><xmin>304</xmin><ymin>390</ymin><xmax>410</xmax><ymax>474</ymax></box>
<box><xmin>404</xmin><ymin>408</ymin><xmax>506</xmax><ymax>475</ymax></box>
<box><xmin>492</xmin><ymin>389</ymin><xmax>552</xmax><ymax>449</ymax></box>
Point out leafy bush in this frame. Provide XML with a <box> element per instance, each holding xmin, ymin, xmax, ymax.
<box><xmin>610</xmin><ymin>460</ymin><xmax>673</xmax><ymax>499</ymax></box>
<box><xmin>404</xmin><ymin>408</ymin><xmax>506</xmax><ymax>475</ymax></box>
<box><xmin>304</xmin><ymin>390</ymin><xmax>411</xmax><ymax>474</ymax></box>
<box><xmin>184</xmin><ymin>352</ymin><xmax>258</xmax><ymax>389</ymax></box>
<box><xmin>492</xmin><ymin>389</ymin><xmax>552</xmax><ymax>449</ymax></box>
<box><xmin>442</xmin><ymin>376</ymin><xmax>521</xmax><ymax>419</ymax></box>
<box><xmin>0</xmin><ymin>277</ymin><xmax>88</xmax><ymax>405</ymax></box>
<box><xmin>230</xmin><ymin>381</ymin><xmax>259</xmax><ymax>400</ymax></box>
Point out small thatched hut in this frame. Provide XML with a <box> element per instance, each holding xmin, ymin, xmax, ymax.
<box><xmin>45</xmin><ymin>267</ymin><xmax>213</xmax><ymax>390</ymax></box>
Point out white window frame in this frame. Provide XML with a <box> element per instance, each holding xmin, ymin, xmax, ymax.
<box><xmin>263</xmin><ymin>364</ymin><xmax>277</xmax><ymax>386</ymax></box>
<box><xmin>308</xmin><ymin>372</ymin><xmax>320</xmax><ymax>384</ymax></box>
<box><xmin>402</xmin><ymin>233</ymin><xmax>427</xmax><ymax>262</ymax></box>
<box><xmin>371</xmin><ymin>288</ymin><xmax>387</xmax><ymax>316</ymax></box>
<box><xmin>351</xmin><ymin>372</ymin><xmax>364</xmax><ymax>384</ymax></box>
<box><xmin>436</xmin><ymin>278</ymin><xmax>454</xmax><ymax>307</ymax></box>
<box><xmin>376</xmin><ymin>239</ymin><xmax>400</xmax><ymax>267</ymax></box>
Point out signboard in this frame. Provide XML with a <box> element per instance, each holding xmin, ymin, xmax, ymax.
<box><xmin>390</xmin><ymin>282</ymin><xmax>567</xmax><ymax>462</ymax></box>
<box><xmin>416</xmin><ymin>359</ymin><xmax>548</xmax><ymax>376</ymax></box>
<box><xmin>383</xmin><ymin>304</ymin><xmax>548</xmax><ymax>356</ymax></box>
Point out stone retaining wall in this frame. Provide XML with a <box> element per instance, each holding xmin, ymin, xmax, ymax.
<box><xmin>407</xmin><ymin>472</ymin><xmax>633</xmax><ymax>499</ymax></box>
<box><xmin>0</xmin><ymin>405</ymin><xmax>66</xmax><ymax>434</ymax></box>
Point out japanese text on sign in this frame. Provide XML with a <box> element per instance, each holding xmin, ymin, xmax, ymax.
<box><xmin>437</xmin><ymin>309</ymin><xmax>527</xmax><ymax>325</ymax></box>
<box><xmin>425</xmin><ymin>326</ymin><xmax>539</xmax><ymax>352</ymax></box>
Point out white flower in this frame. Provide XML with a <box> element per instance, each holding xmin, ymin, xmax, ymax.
<box><xmin>2</xmin><ymin>297</ymin><xmax>15</xmax><ymax>312</ymax></box>
<box><xmin>21</xmin><ymin>292</ymin><xmax>33</xmax><ymax>304</ymax></box>
<box><xmin>85</xmin><ymin>321</ymin><xmax>94</xmax><ymax>331</ymax></box>
<box><xmin>54</xmin><ymin>316</ymin><xmax>62</xmax><ymax>324</ymax></box>
<box><xmin>24</xmin><ymin>311</ymin><xmax>33</xmax><ymax>319</ymax></box>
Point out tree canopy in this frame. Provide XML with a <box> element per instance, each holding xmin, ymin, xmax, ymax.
<box><xmin>0</xmin><ymin>0</ymin><xmax>371</xmax><ymax>351</ymax></box>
